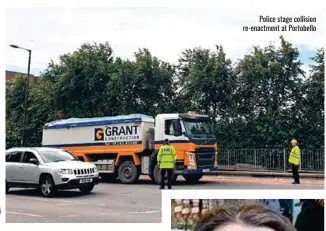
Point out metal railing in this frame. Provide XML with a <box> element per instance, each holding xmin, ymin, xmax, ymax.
<box><xmin>218</xmin><ymin>149</ymin><xmax>324</xmax><ymax>172</ymax></box>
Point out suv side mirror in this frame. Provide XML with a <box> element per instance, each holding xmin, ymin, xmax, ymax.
<box><xmin>29</xmin><ymin>158</ymin><xmax>39</xmax><ymax>165</ymax></box>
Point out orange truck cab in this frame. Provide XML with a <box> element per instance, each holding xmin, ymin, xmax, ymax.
<box><xmin>42</xmin><ymin>112</ymin><xmax>218</xmax><ymax>184</ymax></box>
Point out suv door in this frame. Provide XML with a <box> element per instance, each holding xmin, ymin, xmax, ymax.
<box><xmin>6</xmin><ymin>151</ymin><xmax>24</xmax><ymax>183</ymax></box>
<box><xmin>21</xmin><ymin>151</ymin><xmax>40</xmax><ymax>184</ymax></box>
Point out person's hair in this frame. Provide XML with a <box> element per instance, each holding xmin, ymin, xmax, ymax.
<box><xmin>194</xmin><ymin>204</ymin><xmax>296</xmax><ymax>231</ymax></box>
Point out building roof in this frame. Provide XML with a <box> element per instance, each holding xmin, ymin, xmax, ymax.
<box><xmin>6</xmin><ymin>70</ymin><xmax>39</xmax><ymax>83</ymax></box>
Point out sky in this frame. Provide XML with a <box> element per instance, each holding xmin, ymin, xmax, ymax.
<box><xmin>5</xmin><ymin>8</ymin><xmax>324</xmax><ymax>76</ymax></box>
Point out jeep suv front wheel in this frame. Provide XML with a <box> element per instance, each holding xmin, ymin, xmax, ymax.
<box><xmin>39</xmin><ymin>176</ymin><xmax>57</xmax><ymax>197</ymax></box>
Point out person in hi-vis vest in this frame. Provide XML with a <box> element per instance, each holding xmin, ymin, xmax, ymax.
<box><xmin>157</xmin><ymin>139</ymin><xmax>177</xmax><ymax>189</ymax></box>
<box><xmin>288</xmin><ymin>139</ymin><xmax>301</xmax><ymax>184</ymax></box>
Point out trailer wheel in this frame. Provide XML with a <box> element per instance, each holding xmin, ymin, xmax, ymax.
<box><xmin>183</xmin><ymin>174</ymin><xmax>203</xmax><ymax>184</ymax></box>
<box><xmin>118</xmin><ymin>161</ymin><xmax>140</xmax><ymax>184</ymax></box>
<box><xmin>153</xmin><ymin>163</ymin><xmax>177</xmax><ymax>185</ymax></box>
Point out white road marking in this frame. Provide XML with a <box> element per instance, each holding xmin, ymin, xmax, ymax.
<box><xmin>129</xmin><ymin>210</ymin><xmax>161</xmax><ymax>214</ymax></box>
<box><xmin>7</xmin><ymin>196</ymin><xmax>105</xmax><ymax>207</ymax></box>
<box><xmin>57</xmin><ymin>203</ymin><xmax>71</xmax><ymax>206</ymax></box>
<box><xmin>63</xmin><ymin>215</ymin><xmax>78</xmax><ymax>218</ymax></box>
<box><xmin>60</xmin><ymin>200</ymin><xmax>105</xmax><ymax>207</ymax></box>
<box><xmin>7</xmin><ymin>211</ymin><xmax>43</xmax><ymax>217</ymax></box>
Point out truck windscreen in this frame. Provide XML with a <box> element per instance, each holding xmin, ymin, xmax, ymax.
<box><xmin>183</xmin><ymin>119</ymin><xmax>214</xmax><ymax>138</ymax></box>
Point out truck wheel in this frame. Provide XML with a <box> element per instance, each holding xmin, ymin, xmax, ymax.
<box><xmin>39</xmin><ymin>175</ymin><xmax>57</xmax><ymax>197</ymax></box>
<box><xmin>153</xmin><ymin>164</ymin><xmax>161</xmax><ymax>184</ymax></box>
<box><xmin>183</xmin><ymin>174</ymin><xmax>203</xmax><ymax>184</ymax></box>
<box><xmin>153</xmin><ymin>164</ymin><xmax>178</xmax><ymax>185</ymax></box>
<box><xmin>118</xmin><ymin>161</ymin><xmax>140</xmax><ymax>184</ymax></box>
<box><xmin>79</xmin><ymin>185</ymin><xmax>94</xmax><ymax>194</ymax></box>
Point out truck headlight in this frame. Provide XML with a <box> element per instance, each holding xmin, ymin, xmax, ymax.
<box><xmin>58</xmin><ymin>169</ymin><xmax>73</xmax><ymax>175</ymax></box>
<box><xmin>186</xmin><ymin>152</ymin><xmax>196</xmax><ymax>166</ymax></box>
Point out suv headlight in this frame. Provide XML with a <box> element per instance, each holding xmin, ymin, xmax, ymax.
<box><xmin>94</xmin><ymin>167</ymin><xmax>98</xmax><ymax>173</ymax></box>
<box><xmin>58</xmin><ymin>169</ymin><xmax>73</xmax><ymax>175</ymax></box>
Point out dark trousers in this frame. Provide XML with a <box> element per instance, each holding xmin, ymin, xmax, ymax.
<box><xmin>160</xmin><ymin>168</ymin><xmax>173</xmax><ymax>189</ymax></box>
<box><xmin>292</xmin><ymin>164</ymin><xmax>300</xmax><ymax>183</ymax></box>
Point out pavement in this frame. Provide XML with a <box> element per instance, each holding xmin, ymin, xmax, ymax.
<box><xmin>215</xmin><ymin>170</ymin><xmax>324</xmax><ymax>179</ymax></box>
<box><xmin>6</xmin><ymin>175</ymin><xmax>324</xmax><ymax>223</ymax></box>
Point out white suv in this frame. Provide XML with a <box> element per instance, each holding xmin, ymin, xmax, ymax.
<box><xmin>6</xmin><ymin>147</ymin><xmax>99</xmax><ymax>197</ymax></box>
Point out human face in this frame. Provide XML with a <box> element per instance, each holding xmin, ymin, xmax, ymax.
<box><xmin>215</xmin><ymin>224</ymin><xmax>275</xmax><ymax>231</ymax></box>
<box><xmin>291</xmin><ymin>142</ymin><xmax>296</xmax><ymax>147</ymax></box>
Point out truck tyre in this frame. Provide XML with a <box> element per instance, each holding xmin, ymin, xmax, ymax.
<box><xmin>153</xmin><ymin>164</ymin><xmax>161</xmax><ymax>184</ymax></box>
<box><xmin>118</xmin><ymin>161</ymin><xmax>140</xmax><ymax>184</ymax></box>
<box><xmin>149</xmin><ymin>150</ymin><xmax>158</xmax><ymax>182</ymax></box>
<box><xmin>79</xmin><ymin>185</ymin><xmax>94</xmax><ymax>194</ymax></box>
<box><xmin>153</xmin><ymin>163</ymin><xmax>177</xmax><ymax>185</ymax></box>
<box><xmin>183</xmin><ymin>174</ymin><xmax>203</xmax><ymax>184</ymax></box>
<box><xmin>39</xmin><ymin>175</ymin><xmax>57</xmax><ymax>197</ymax></box>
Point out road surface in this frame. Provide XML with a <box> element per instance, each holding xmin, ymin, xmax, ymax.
<box><xmin>6</xmin><ymin>175</ymin><xmax>323</xmax><ymax>223</ymax></box>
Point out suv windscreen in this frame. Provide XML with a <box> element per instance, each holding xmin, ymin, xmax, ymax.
<box><xmin>38</xmin><ymin>150</ymin><xmax>78</xmax><ymax>163</ymax></box>
<box><xmin>182</xmin><ymin>119</ymin><xmax>215</xmax><ymax>138</ymax></box>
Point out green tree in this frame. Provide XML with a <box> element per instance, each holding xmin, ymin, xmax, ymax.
<box><xmin>6</xmin><ymin>76</ymin><xmax>26</xmax><ymax>148</ymax></box>
<box><xmin>5</xmin><ymin>39</ymin><xmax>324</xmax><ymax>150</ymax></box>
<box><xmin>114</xmin><ymin>49</ymin><xmax>176</xmax><ymax>116</ymax></box>
<box><xmin>43</xmin><ymin>42</ymin><xmax>117</xmax><ymax>118</ymax></box>
<box><xmin>6</xmin><ymin>76</ymin><xmax>41</xmax><ymax>147</ymax></box>
<box><xmin>301</xmin><ymin>48</ymin><xmax>324</xmax><ymax>148</ymax></box>
<box><xmin>177</xmin><ymin>46</ymin><xmax>234</xmax><ymax>118</ymax></box>
<box><xmin>233</xmin><ymin>36</ymin><xmax>305</xmax><ymax>148</ymax></box>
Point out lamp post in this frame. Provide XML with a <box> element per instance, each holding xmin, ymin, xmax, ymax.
<box><xmin>10</xmin><ymin>44</ymin><xmax>32</xmax><ymax>147</ymax></box>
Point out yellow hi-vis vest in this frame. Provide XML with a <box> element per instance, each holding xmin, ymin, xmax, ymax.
<box><xmin>289</xmin><ymin>146</ymin><xmax>301</xmax><ymax>165</ymax></box>
<box><xmin>157</xmin><ymin>144</ymin><xmax>177</xmax><ymax>169</ymax></box>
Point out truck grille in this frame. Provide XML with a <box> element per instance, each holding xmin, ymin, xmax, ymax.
<box><xmin>195</xmin><ymin>147</ymin><xmax>215</xmax><ymax>168</ymax></box>
<box><xmin>73</xmin><ymin>168</ymin><xmax>95</xmax><ymax>175</ymax></box>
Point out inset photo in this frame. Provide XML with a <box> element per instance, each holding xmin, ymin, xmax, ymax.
<box><xmin>170</xmin><ymin>199</ymin><xmax>324</xmax><ymax>231</ymax></box>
